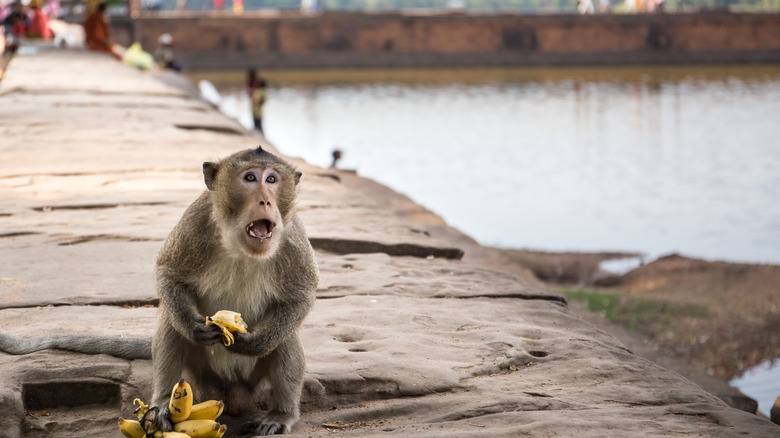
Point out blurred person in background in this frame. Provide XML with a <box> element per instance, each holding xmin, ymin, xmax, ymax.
<box><xmin>2</xmin><ymin>1</ymin><xmax>27</xmax><ymax>53</ymax></box>
<box><xmin>83</xmin><ymin>2</ymin><xmax>122</xmax><ymax>59</ymax></box>
<box><xmin>154</xmin><ymin>33</ymin><xmax>181</xmax><ymax>71</ymax></box>
<box><xmin>26</xmin><ymin>0</ymin><xmax>51</xmax><ymax>40</ymax></box>
<box><xmin>246</xmin><ymin>69</ymin><xmax>267</xmax><ymax>133</ymax></box>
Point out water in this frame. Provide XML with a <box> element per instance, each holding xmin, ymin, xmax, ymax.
<box><xmin>196</xmin><ymin>66</ymin><xmax>780</xmax><ymax>266</ymax></box>
<box><xmin>730</xmin><ymin>360</ymin><xmax>780</xmax><ymax>417</ymax></box>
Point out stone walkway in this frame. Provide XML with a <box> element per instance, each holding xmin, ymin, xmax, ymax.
<box><xmin>1</xmin><ymin>45</ymin><xmax>778</xmax><ymax>437</ymax></box>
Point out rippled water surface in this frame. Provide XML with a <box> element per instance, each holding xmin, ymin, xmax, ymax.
<box><xmin>196</xmin><ymin>66</ymin><xmax>780</xmax><ymax>265</ymax></box>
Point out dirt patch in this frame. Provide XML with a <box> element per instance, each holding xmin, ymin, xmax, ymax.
<box><xmin>589</xmin><ymin>254</ymin><xmax>780</xmax><ymax>380</ymax></box>
<box><xmin>503</xmin><ymin>250</ymin><xmax>780</xmax><ymax>413</ymax></box>
<box><xmin>497</xmin><ymin>250</ymin><xmax>780</xmax><ymax>380</ymax></box>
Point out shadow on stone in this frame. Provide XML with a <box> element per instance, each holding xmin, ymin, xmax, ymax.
<box><xmin>22</xmin><ymin>380</ymin><xmax>121</xmax><ymax>410</ymax></box>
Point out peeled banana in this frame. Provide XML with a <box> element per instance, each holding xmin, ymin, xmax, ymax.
<box><xmin>118</xmin><ymin>418</ymin><xmax>146</xmax><ymax>438</ymax></box>
<box><xmin>206</xmin><ymin>310</ymin><xmax>248</xmax><ymax>346</ymax></box>
<box><xmin>169</xmin><ymin>379</ymin><xmax>193</xmax><ymax>423</ymax></box>
<box><xmin>188</xmin><ymin>400</ymin><xmax>224</xmax><ymax>421</ymax></box>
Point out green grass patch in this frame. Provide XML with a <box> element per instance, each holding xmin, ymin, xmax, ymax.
<box><xmin>560</xmin><ymin>288</ymin><xmax>710</xmax><ymax>333</ymax></box>
<box><xmin>560</xmin><ymin>288</ymin><xmax>621</xmax><ymax>320</ymax></box>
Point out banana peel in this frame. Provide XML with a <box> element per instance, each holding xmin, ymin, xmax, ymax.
<box><xmin>206</xmin><ymin>310</ymin><xmax>248</xmax><ymax>347</ymax></box>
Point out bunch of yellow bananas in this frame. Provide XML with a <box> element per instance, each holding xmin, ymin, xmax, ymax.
<box><xmin>206</xmin><ymin>310</ymin><xmax>249</xmax><ymax>346</ymax></box>
<box><xmin>118</xmin><ymin>380</ymin><xmax>226</xmax><ymax>438</ymax></box>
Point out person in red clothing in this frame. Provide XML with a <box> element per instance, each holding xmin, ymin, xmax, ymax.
<box><xmin>83</xmin><ymin>2</ymin><xmax>121</xmax><ymax>59</ymax></box>
<box><xmin>27</xmin><ymin>4</ymin><xmax>51</xmax><ymax>40</ymax></box>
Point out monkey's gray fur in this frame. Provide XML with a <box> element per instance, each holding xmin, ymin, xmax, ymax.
<box><xmin>152</xmin><ymin>146</ymin><xmax>318</xmax><ymax>436</ymax></box>
<box><xmin>0</xmin><ymin>332</ymin><xmax>151</xmax><ymax>359</ymax></box>
<box><xmin>0</xmin><ymin>146</ymin><xmax>318</xmax><ymax>436</ymax></box>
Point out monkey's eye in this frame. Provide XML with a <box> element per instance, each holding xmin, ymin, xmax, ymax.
<box><xmin>266</xmin><ymin>175</ymin><xmax>277</xmax><ymax>184</ymax></box>
<box><xmin>244</xmin><ymin>173</ymin><xmax>257</xmax><ymax>182</ymax></box>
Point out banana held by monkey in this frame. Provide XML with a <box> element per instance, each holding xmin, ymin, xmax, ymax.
<box><xmin>206</xmin><ymin>310</ymin><xmax>248</xmax><ymax>347</ymax></box>
<box><xmin>169</xmin><ymin>379</ymin><xmax>193</xmax><ymax>423</ymax></box>
<box><xmin>172</xmin><ymin>419</ymin><xmax>224</xmax><ymax>437</ymax></box>
<box><xmin>118</xmin><ymin>418</ymin><xmax>146</xmax><ymax>438</ymax></box>
<box><xmin>187</xmin><ymin>400</ymin><xmax>224</xmax><ymax>421</ymax></box>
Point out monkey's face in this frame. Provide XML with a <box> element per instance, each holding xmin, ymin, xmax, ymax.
<box><xmin>223</xmin><ymin>164</ymin><xmax>289</xmax><ymax>258</ymax></box>
<box><xmin>204</xmin><ymin>147</ymin><xmax>301</xmax><ymax>259</ymax></box>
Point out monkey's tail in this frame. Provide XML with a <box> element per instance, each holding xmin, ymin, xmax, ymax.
<box><xmin>0</xmin><ymin>332</ymin><xmax>152</xmax><ymax>360</ymax></box>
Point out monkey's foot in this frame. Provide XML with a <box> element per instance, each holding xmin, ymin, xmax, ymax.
<box><xmin>243</xmin><ymin>412</ymin><xmax>297</xmax><ymax>436</ymax></box>
<box><xmin>154</xmin><ymin>402</ymin><xmax>174</xmax><ymax>433</ymax></box>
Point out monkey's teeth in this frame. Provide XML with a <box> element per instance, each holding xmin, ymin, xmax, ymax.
<box><xmin>247</xmin><ymin>221</ymin><xmax>273</xmax><ymax>239</ymax></box>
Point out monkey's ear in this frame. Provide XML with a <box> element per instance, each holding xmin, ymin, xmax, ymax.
<box><xmin>294</xmin><ymin>171</ymin><xmax>302</xmax><ymax>185</ymax></box>
<box><xmin>203</xmin><ymin>162</ymin><xmax>219</xmax><ymax>190</ymax></box>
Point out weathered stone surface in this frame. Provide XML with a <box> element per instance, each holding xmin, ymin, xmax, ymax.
<box><xmin>316</xmin><ymin>252</ymin><xmax>555</xmax><ymax>300</ymax></box>
<box><xmin>0</xmin><ymin>45</ymin><xmax>778</xmax><ymax>438</ymax></box>
<box><xmin>299</xmin><ymin>174</ymin><xmax>464</xmax><ymax>259</ymax></box>
<box><xmin>0</xmin><ymin>306</ymin><xmax>157</xmax><ymax>338</ymax></box>
<box><xmin>0</xmin><ymin>241</ymin><xmax>160</xmax><ymax>308</ymax></box>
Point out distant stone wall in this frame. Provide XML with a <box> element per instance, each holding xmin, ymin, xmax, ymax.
<box><xmin>122</xmin><ymin>11</ymin><xmax>780</xmax><ymax>70</ymax></box>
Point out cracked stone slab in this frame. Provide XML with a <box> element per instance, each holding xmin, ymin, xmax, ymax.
<box><xmin>295</xmin><ymin>395</ymin><xmax>779</xmax><ymax>436</ymax></box>
<box><xmin>0</xmin><ymin>49</ymin><xmax>187</xmax><ymax>97</ymax></box>
<box><xmin>0</xmin><ymin>349</ymin><xmax>152</xmax><ymax>438</ymax></box>
<box><xmin>317</xmin><ymin>252</ymin><xmax>558</xmax><ymax>301</ymax></box>
<box><xmin>0</xmin><ymin>306</ymin><xmax>157</xmax><ymax>339</ymax></box>
<box><xmin>301</xmin><ymin>294</ymin><xmax>658</xmax><ymax>403</ymax></box>
<box><xmin>0</xmin><ymin>239</ymin><xmax>159</xmax><ymax>309</ymax></box>
<box><xmin>294</xmin><ymin>293</ymin><xmax>779</xmax><ymax>436</ymax></box>
<box><xmin>299</xmin><ymin>176</ymin><xmax>463</xmax><ymax>259</ymax></box>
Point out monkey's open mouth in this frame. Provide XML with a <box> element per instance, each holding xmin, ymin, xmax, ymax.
<box><xmin>247</xmin><ymin>219</ymin><xmax>275</xmax><ymax>240</ymax></box>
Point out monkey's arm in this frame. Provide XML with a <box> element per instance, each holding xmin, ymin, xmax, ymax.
<box><xmin>156</xmin><ymin>273</ymin><xmax>223</xmax><ymax>346</ymax></box>
<box><xmin>0</xmin><ymin>332</ymin><xmax>151</xmax><ymax>360</ymax></box>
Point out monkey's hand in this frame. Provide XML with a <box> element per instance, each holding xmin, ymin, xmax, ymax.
<box><xmin>192</xmin><ymin>315</ymin><xmax>224</xmax><ymax>346</ymax></box>
<box><xmin>231</xmin><ymin>331</ymin><xmax>250</xmax><ymax>345</ymax></box>
<box><xmin>225</xmin><ymin>331</ymin><xmax>274</xmax><ymax>357</ymax></box>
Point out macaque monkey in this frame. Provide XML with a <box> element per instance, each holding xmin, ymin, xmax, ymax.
<box><xmin>0</xmin><ymin>146</ymin><xmax>317</xmax><ymax>435</ymax></box>
<box><xmin>152</xmin><ymin>145</ymin><xmax>318</xmax><ymax>436</ymax></box>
